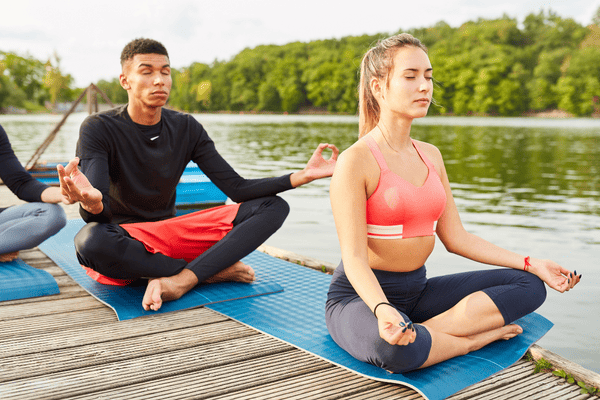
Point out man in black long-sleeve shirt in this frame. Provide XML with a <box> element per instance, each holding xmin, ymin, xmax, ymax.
<box><xmin>58</xmin><ymin>38</ymin><xmax>338</xmax><ymax>311</ymax></box>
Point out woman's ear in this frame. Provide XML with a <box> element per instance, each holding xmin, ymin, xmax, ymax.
<box><xmin>370</xmin><ymin>77</ymin><xmax>384</xmax><ymax>101</ymax></box>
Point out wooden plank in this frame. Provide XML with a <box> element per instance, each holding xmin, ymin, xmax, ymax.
<box><xmin>449</xmin><ymin>360</ymin><xmax>535</xmax><ymax>399</ymax></box>
<box><xmin>0</xmin><ymin>320</ymin><xmax>259</xmax><ymax>382</ymax></box>
<box><xmin>257</xmin><ymin>243</ymin><xmax>336</xmax><ymax>273</ymax></box>
<box><xmin>529</xmin><ymin>384</ymin><xmax>591</xmax><ymax>400</ymax></box>
<box><xmin>0</xmin><ymin>296</ymin><xmax>105</xmax><ymax>321</ymax></box>
<box><xmin>0</xmin><ymin>307</ymin><xmax>228</xmax><ymax>357</ymax></box>
<box><xmin>0</xmin><ymin>308</ymin><xmax>116</xmax><ymax>339</ymax></box>
<box><xmin>58</xmin><ymin>351</ymin><xmax>333</xmax><ymax>400</ymax></box>
<box><xmin>506</xmin><ymin>377</ymin><xmax>575</xmax><ymax>400</ymax></box>
<box><xmin>343</xmin><ymin>386</ymin><xmax>423</xmax><ymax>400</ymax></box>
<box><xmin>530</xmin><ymin>344</ymin><xmax>600</xmax><ymax>389</ymax></box>
<box><xmin>0</xmin><ymin>339</ymin><xmax>300</xmax><ymax>400</ymax></box>
<box><xmin>206</xmin><ymin>368</ymin><xmax>389</xmax><ymax>400</ymax></box>
<box><xmin>466</xmin><ymin>373</ymin><xmax>566</xmax><ymax>399</ymax></box>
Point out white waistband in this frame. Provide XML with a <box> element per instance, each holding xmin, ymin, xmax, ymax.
<box><xmin>366</xmin><ymin>224</ymin><xmax>403</xmax><ymax>239</ymax></box>
<box><xmin>366</xmin><ymin>221</ymin><xmax>437</xmax><ymax>240</ymax></box>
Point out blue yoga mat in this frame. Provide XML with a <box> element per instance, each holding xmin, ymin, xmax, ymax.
<box><xmin>208</xmin><ymin>251</ymin><xmax>554</xmax><ymax>400</ymax></box>
<box><xmin>38</xmin><ymin>220</ymin><xmax>283</xmax><ymax>321</ymax></box>
<box><xmin>0</xmin><ymin>259</ymin><xmax>60</xmax><ymax>302</ymax></box>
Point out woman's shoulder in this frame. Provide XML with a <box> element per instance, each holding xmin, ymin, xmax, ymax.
<box><xmin>413</xmin><ymin>139</ymin><xmax>443</xmax><ymax>163</ymax></box>
<box><xmin>337</xmin><ymin>137</ymin><xmax>374</xmax><ymax>167</ymax></box>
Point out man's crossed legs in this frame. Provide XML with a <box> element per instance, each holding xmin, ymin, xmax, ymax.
<box><xmin>74</xmin><ymin>196</ymin><xmax>289</xmax><ymax>310</ymax></box>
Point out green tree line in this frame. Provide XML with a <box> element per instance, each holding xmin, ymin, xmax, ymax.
<box><xmin>2</xmin><ymin>9</ymin><xmax>600</xmax><ymax>116</ymax></box>
<box><xmin>0</xmin><ymin>51</ymin><xmax>79</xmax><ymax>112</ymax></box>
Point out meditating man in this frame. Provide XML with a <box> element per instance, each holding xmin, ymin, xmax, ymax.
<box><xmin>58</xmin><ymin>38</ymin><xmax>338</xmax><ymax>311</ymax></box>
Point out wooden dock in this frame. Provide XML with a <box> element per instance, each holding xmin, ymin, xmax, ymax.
<box><xmin>1</xmin><ymin>187</ymin><xmax>599</xmax><ymax>399</ymax></box>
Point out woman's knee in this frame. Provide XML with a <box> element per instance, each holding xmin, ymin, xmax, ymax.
<box><xmin>524</xmin><ymin>273</ymin><xmax>547</xmax><ymax>309</ymax></box>
<box><xmin>327</xmin><ymin>301</ymin><xmax>431</xmax><ymax>374</ymax></box>
<box><xmin>42</xmin><ymin>204</ymin><xmax>67</xmax><ymax>234</ymax></box>
<box><xmin>373</xmin><ymin>324</ymin><xmax>432</xmax><ymax>373</ymax></box>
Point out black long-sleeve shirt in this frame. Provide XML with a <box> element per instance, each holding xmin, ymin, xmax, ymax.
<box><xmin>76</xmin><ymin>105</ymin><xmax>293</xmax><ymax>224</ymax></box>
<box><xmin>0</xmin><ymin>124</ymin><xmax>49</xmax><ymax>212</ymax></box>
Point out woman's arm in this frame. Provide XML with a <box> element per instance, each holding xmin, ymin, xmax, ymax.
<box><xmin>330</xmin><ymin>145</ymin><xmax>415</xmax><ymax>345</ymax></box>
<box><xmin>432</xmin><ymin>146</ymin><xmax>579</xmax><ymax>293</ymax></box>
<box><xmin>0</xmin><ymin>126</ymin><xmax>48</xmax><ymax>202</ymax></box>
<box><xmin>40</xmin><ymin>186</ymin><xmax>68</xmax><ymax>204</ymax></box>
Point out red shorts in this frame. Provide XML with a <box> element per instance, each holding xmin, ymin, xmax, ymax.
<box><xmin>82</xmin><ymin>204</ymin><xmax>241</xmax><ymax>286</ymax></box>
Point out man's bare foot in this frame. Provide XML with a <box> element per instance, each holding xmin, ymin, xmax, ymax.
<box><xmin>142</xmin><ymin>269</ymin><xmax>198</xmax><ymax>311</ymax></box>
<box><xmin>205</xmin><ymin>261</ymin><xmax>255</xmax><ymax>283</ymax></box>
<box><xmin>0</xmin><ymin>251</ymin><xmax>19</xmax><ymax>262</ymax></box>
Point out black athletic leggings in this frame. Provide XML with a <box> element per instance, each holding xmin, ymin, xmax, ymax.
<box><xmin>74</xmin><ymin>196</ymin><xmax>289</xmax><ymax>282</ymax></box>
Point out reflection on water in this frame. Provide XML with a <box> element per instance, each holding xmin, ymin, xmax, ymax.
<box><xmin>1</xmin><ymin>112</ymin><xmax>599</xmax><ymax>373</ymax></box>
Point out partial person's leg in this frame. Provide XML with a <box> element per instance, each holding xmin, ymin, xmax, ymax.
<box><xmin>411</xmin><ymin>269</ymin><xmax>547</xmax><ymax>336</ymax></box>
<box><xmin>0</xmin><ymin>203</ymin><xmax>66</xmax><ymax>255</ymax></box>
<box><xmin>74</xmin><ymin>222</ymin><xmax>188</xmax><ymax>279</ymax></box>
<box><xmin>409</xmin><ymin>268</ymin><xmax>546</xmax><ymax>369</ymax></box>
<box><xmin>186</xmin><ymin>196</ymin><xmax>290</xmax><ymax>282</ymax></box>
<box><xmin>326</xmin><ymin>297</ymin><xmax>432</xmax><ymax>373</ymax></box>
<box><xmin>143</xmin><ymin>196</ymin><xmax>289</xmax><ymax>310</ymax></box>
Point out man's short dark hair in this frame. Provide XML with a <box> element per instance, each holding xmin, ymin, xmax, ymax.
<box><xmin>120</xmin><ymin>38</ymin><xmax>169</xmax><ymax>65</ymax></box>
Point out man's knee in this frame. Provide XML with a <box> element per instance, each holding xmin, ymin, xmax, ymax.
<box><xmin>75</xmin><ymin>222</ymin><xmax>110</xmax><ymax>260</ymax></box>
<box><xmin>267</xmin><ymin>196</ymin><xmax>290</xmax><ymax>226</ymax></box>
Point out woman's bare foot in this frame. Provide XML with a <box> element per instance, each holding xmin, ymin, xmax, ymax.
<box><xmin>0</xmin><ymin>251</ymin><xmax>19</xmax><ymax>262</ymax></box>
<box><xmin>205</xmin><ymin>261</ymin><xmax>255</xmax><ymax>283</ymax></box>
<box><xmin>466</xmin><ymin>324</ymin><xmax>523</xmax><ymax>352</ymax></box>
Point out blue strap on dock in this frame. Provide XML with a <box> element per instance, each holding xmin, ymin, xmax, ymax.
<box><xmin>38</xmin><ymin>219</ymin><xmax>283</xmax><ymax>321</ymax></box>
<box><xmin>0</xmin><ymin>259</ymin><xmax>60</xmax><ymax>302</ymax></box>
<box><xmin>208</xmin><ymin>250</ymin><xmax>554</xmax><ymax>400</ymax></box>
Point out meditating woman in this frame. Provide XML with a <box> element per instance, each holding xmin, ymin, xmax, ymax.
<box><xmin>325</xmin><ymin>33</ymin><xmax>580</xmax><ymax>373</ymax></box>
<box><xmin>0</xmin><ymin>124</ymin><xmax>67</xmax><ymax>262</ymax></box>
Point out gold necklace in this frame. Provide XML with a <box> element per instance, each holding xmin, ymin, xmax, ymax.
<box><xmin>377</xmin><ymin>121</ymin><xmax>401</xmax><ymax>153</ymax></box>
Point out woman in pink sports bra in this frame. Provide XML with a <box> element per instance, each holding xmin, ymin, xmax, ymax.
<box><xmin>325</xmin><ymin>33</ymin><xmax>581</xmax><ymax>373</ymax></box>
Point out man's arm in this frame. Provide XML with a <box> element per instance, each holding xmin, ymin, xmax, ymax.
<box><xmin>289</xmin><ymin>143</ymin><xmax>338</xmax><ymax>187</ymax></box>
<box><xmin>58</xmin><ymin>157</ymin><xmax>108</xmax><ymax>222</ymax></box>
<box><xmin>59</xmin><ymin>115</ymin><xmax>113</xmax><ymax>223</ymax></box>
<box><xmin>192</xmin><ymin>125</ymin><xmax>338</xmax><ymax>202</ymax></box>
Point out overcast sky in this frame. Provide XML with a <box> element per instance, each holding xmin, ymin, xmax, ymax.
<box><xmin>2</xmin><ymin>0</ymin><xmax>599</xmax><ymax>87</ymax></box>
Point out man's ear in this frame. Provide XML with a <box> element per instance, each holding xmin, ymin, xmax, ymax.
<box><xmin>119</xmin><ymin>73</ymin><xmax>130</xmax><ymax>90</ymax></box>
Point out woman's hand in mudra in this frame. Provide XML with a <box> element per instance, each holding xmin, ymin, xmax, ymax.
<box><xmin>377</xmin><ymin>305</ymin><xmax>416</xmax><ymax>346</ymax></box>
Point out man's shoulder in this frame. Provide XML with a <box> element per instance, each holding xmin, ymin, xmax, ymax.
<box><xmin>162</xmin><ymin>107</ymin><xmax>200</xmax><ymax>126</ymax></box>
<box><xmin>162</xmin><ymin>108</ymin><xmax>208</xmax><ymax>140</ymax></box>
<box><xmin>81</xmin><ymin>105</ymin><xmax>128</xmax><ymax>131</ymax></box>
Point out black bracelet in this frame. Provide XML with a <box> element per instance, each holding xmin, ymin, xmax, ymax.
<box><xmin>373</xmin><ymin>302</ymin><xmax>395</xmax><ymax>318</ymax></box>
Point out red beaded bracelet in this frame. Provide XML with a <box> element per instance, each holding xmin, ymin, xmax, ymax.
<box><xmin>524</xmin><ymin>256</ymin><xmax>532</xmax><ymax>272</ymax></box>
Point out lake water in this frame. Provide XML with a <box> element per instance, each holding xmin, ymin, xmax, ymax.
<box><xmin>1</xmin><ymin>112</ymin><xmax>599</xmax><ymax>374</ymax></box>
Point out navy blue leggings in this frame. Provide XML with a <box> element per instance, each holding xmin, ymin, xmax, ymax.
<box><xmin>74</xmin><ymin>196</ymin><xmax>289</xmax><ymax>282</ymax></box>
<box><xmin>325</xmin><ymin>262</ymin><xmax>547</xmax><ymax>373</ymax></box>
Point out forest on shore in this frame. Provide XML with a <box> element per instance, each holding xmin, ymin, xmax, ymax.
<box><xmin>2</xmin><ymin>9</ymin><xmax>600</xmax><ymax>116</ymax></box>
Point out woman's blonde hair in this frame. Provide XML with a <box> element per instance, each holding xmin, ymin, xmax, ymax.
<box><xmin>358</xmin><ymin>33</ymin><xmax>427</xmax><ymax>138</ymax></box>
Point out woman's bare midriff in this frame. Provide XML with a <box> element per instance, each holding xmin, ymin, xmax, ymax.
<box><xmin>367</xmin><ymin>235</ymin><xmax>435</xmax><ymax>272</ymax></box>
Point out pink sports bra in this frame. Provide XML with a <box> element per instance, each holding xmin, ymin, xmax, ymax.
<box><xmin>363</xmin><ymin>135</ymin><xmax>447</xmax><ymax>239</ymax></box>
